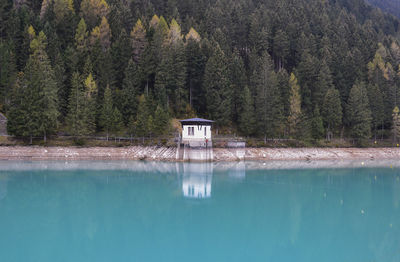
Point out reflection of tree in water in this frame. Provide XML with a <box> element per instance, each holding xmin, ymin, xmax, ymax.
<box><xmin>181</xmin><ymin>163</ymin><xmax>213</xmax><ymax>199</ymax></box>
<box><xmin>0</xmin><ymin>173</ymin><xmax>7</xmax><ymax>200</ymax></box>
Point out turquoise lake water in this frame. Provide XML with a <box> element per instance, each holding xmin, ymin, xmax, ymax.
<box><xmin>0</xmin><ymin>161</ymin><xmax>399</xmax><ymax>262</ymax></box>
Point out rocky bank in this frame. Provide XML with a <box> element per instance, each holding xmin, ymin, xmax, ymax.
<box><xmin>0</xmin><ymin>146</ymin><xmax>399</xmax><ymax>161</ymax></box>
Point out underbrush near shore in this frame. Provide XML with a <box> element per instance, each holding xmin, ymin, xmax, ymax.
<box><xmin>0</xmin><ymin>135</ymin><xmax>398</xmax><ymax>148</ymax></box>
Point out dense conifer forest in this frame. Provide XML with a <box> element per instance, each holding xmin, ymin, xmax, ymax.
<box><xmin>1</xmin><ymin>0</ymin><xmax>400</xmax><ymax>143</ymax></box>
<box><xmin>367</xmin><ymin>0</ymin><xmax>400</xmax><ymax>18</ymax></box>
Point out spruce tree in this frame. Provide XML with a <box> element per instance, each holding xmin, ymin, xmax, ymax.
<box><xmin>346</xmin><ymin>82</ymin><xmax>372</xmax><ymax>140</ymax></box>
<box><xmin>230</xmin><ymin>50</ymin><xmax>247</xmax><ymax>123</ymax></box>
<box><xmin>100</xmin><ymin>86</ymin><xmax>114</xmax><ymax>140</ymax></box>
<box><xmin>321</xmin><ymin>88</ymin><xmax>343</xmax><ymax>139</ymax></box>
<box><xmin>311</xmin><ymin>105</ymin><xmax>324</xmax><ymax>139</ymax></box>
<box><xmin>75</xmin><ymin>18</ymin><xmax>88</xmax><ymax>54</ymax></box>
<box><xmin>111</xmin><ymin>107</ymin><xmax>123</xmax><ymax>137</ymax></box>
<box><xmin>367</xmin><ymin>84</ymin><xmax>384</xmax><ymax>139</ymax></box>
<box><xmin>66</xmin><ymin>72</ymin><xmax>90</xmax><ymax>137</ymax></box>
<box><xmin>130</xmin><ymin>19</ymin><xmax>147</xmax><ymax>63</ymax></box>
<box><xmin>135</xmin><ymin>94</ymin><xmax>151</xmax><ymax>138</ymax></box>
<box><xmin>392</xmin><ymin>106</ymin><xmax>400</xmax><ymax>143</ymax></box>
<box><xmin>252</xmin><ymin>52</ymin><xmax>283</xmax><ymax>140</ymax></box>
<box><xmin>153</xmin><ymin>105</ymin><xmax>170</xmax><ymax>136</ymax></box>
<box><xmin>185</xmin><ymin>36</ymin><xmax>205</xmax><ymax>113</ymax></box>
<box><xmin>288</xmin><ymin>73</ymin><xmax>302</xmax><ymax>138</ymax></box>
<box><xmin>7</xmin><ymin>30</ymin><xmax>59</xmax><ymax>143</ymax></box>
<box><xmin>203</xmin><ymin>44</ymin><xmax>232</xmax><ymax>130</ymax></box>
<box><xmin>238</xmin><ymin>86</ymin><xmax>256</xmax><ymax>136</ymax></box>
<box><xmin>84</xmin><ymin>73</ymin><xmax>97</xmax><ymax>134</ymax></box>
<box><xmin>121</xmin><ymin>59</ymin><xmax>140</xmax><ymax>124</ymax></box>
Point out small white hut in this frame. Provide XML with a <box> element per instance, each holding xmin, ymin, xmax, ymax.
<box><xmin>179</xmin><ymin>118</ymin><xmax>213</xmax><ymax>143</ymax></box>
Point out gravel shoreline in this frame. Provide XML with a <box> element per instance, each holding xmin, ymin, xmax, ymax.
<box><xmin>0</xmin><ymin>146</ymin><xmax>399</xmax><ymax>161</ymax></box>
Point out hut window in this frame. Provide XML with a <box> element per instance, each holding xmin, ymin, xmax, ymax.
<box><xmin>204</xmin><ymin>127</ymin><xmax>207</xmax><ymax>136</ymax></box>
<box><xmin>188</xmin><ymin>127</ymin><xmax>194</xmax><ymax>136</ymax></box>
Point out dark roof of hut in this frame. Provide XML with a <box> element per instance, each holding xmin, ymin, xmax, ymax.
<box><xmin>179</xmin><ymin>118</ymin><xmax>214</xmax><ymax>125</ymax></box>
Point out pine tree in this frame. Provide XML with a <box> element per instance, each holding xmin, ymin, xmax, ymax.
<box><xmin>99</xmin><ymin>16</ymin><xmax>111</xmax><ymax>51</ymax></box>
<box><xmin>153</xmin><ymin>105</ymin><xmax>170</xmax><ymax>136</ymax></box>
<box><xmin>252</xmin><ymin>52</ymin><xmax>283</xmax><ymax>139</ymax></box>
<box><xmin>40</xmin><ymin>0</ymin><xmax>51</xmax><ymax>19</ymax></box>
<box><xmin>66</xmin><ymin>72</ymin><xmax>90</xmax><ymax>137</ymax></box>
<box><xmin>346</xmin><ymin>82</ymin><xmax>372</xmax><ymax>140</ymax></box>
<box><xmin>130</xmin><ymin>19</ymin><xmax>147</xmax><ymax>63</ymax></box>
<box><xmin>135</xmin><ymin>94</ymin><xmax>151</xmax><ymax>138</ymax></box>
<box><xmin>185</xmin><ymin>36</ymin><xmax>205</xmax><ymax>114</ymax></box>
<box><xmin>367</xmin><ymin>84</ymin><xmax>384</xmax><ymax>139</ymax></box>
<box><xmin>121</xmin><ymin>59</ymin><xmax>140</xmax><ymax>123</ymax></box>
<box><xmin>321</xmin><ymin>88</ymin><xmax>343</xmax><ymax>139</ymax></box>
<box><xmin>111</xmin><ymin>28</ymin><xmax>132</xmax><ymax>89</ymax></box>
<box><xmin>7</xmin><ymin>73</ymin><xmax>28</xmax><ymax>139</ymax></box>
<box><xmin>315</xmin><ymin>60</ymin><xmax>334</xmax><ymax>108</ymax></box>
<box><xmin>100</xmin><ymin>86</ymin><xmax>114</xmax><ymax>140</ymax></box>
<box><xmin>75</xmin><ymin>18</ymin><xmax>88</xmax><ymax>53</ymax></box>
<box><xmin>8</xmin><ymin>31</ymin><xmax>59</xmax><ymax>143</ymax></box>
<box><xmin>169</xmin><ymin>19</ymin><xmax>183</xmax><ymax>45</ymax></box>
<box><xmin>53</xmin><ymin>0</ymin><xmax>74</xmax><ymax>23</ymax></box>
<box><xmin>311</xmin><ymin>105</ymin><xmax>324</xmax><ymax>139</ymax></box>
<box><xmin>392</xmin><ymin>106</ymin><xmax>400</xmax><ymax>143</ymax></box>
<box><xmin>111</xmin><ymin>107</ymin><xmax>123</xmax><ymax>137</ymax></box>
<box><xmin>84</xmin><ymin>73</ymin><xmax>97</xmax><ymax>134</ymax></box>
<box><xmin>203</xmin><ymin>44</ymin><xmax>232</xmax><ymax>129</ymax></box>
<box><xmin>276</xmin><ymin>70</ymin><xmax>290</xmax><ymax>120</ymax></box>
<box><xmin>238</xmin><ymin>86</ymin><xmax>256</xmax><ymax>136</ymax></box>
<box><xmin>230</xmin><ymin>50</ymin><xmax>247</xmax><ymax>123</ymax></box>
<box><xmin>80</xmin><ymin>0</ymin><xmax>110</xmax><ymax>28</ymax></box>
<box><xmin>288</xmin><ymin>73</ymin><xmax>302</xmax><ymax>138</ymax></box>
<box><xmin>273</xmin><ymin>29</ymin><xmax>289</xmax><ymax>70</ymax></box>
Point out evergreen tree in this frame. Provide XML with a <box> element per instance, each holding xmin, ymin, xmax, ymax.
<box><xmin>153</xmin><ymin>105</ymin><xmax>170</xmax><ymax>136</ymax></box>
<box><xmin>230</xmin><ymin>50</ymin><xmax>247</xmax><ymax>123</ymax></box>
<box><xmin>252</xmin><ymin>52</ymin><xmax>283</xmax><ymax>140</ymax></box>
<box><xmin>238</xmin><ymin>86</ymin><xmax>256</xmax><ymax>136</ymax></box>
<box><xmin>311</xmin><ymin>105</ymin><xmax>324</xmax><ymax>139</ymax></box>
<box><xmin>185</xmin><ymin>36</ymin><xmax>205</xmax><ymax>114</ymax></box>
<box><xmin>367</xmin><ymin>84</ymin><xmax>384</xmax><ymax>139</ymax></box>
<box><xmin>121</xmin><ymin>59</ymin><xmax>140</xmax><ymax>123</ymax></box>
<box><xmin>277</xmin><ymin>69</ymin><xmax>290</xmax><ymax>118</ymax></box>
<box><xmin>135</xmin><ymin>94</ymin><xmax>151</xmax><ymax>138</ymax></box>
<box><xmin>392</xmin><ymin>106</ymin><xmax>400</xmax><ymax>143</ymax></box>
<box><xmin>11</xmin><ymin>30</ymin><xmax>59</xmax><ymax>142</ymax></box>
<box><xmin>100</xmin><ymin>86</ymin><xmax>114</xmax><ymax>140</ymax></box>
<box><xmin>130</xmin><ymin>19</ymin><xmax>147</xmax><ymax>63</ymax></box>
<box><xmin>84</xmin><ymin>73</ymin><xmax>97</xmax><ymax>134</ymax></box>
<box><xmin>111</xmin><ymin>107</ymin><xmax>123</xmax><ymax>137</ymax></box>
<box><xmin>203</xmin><ymin>44</ymin><xmax>232</xmax><ymax>130</ymax></box>
<box><xmin>346</xmin><ymin>82</ymin><xmax>372</xmax><ymax>140</ymax></box>
<box><xmin>53</xmin><ymin>0</ymin><xmax>74</xmax><ymax>24</ymax></box>
<box><xmin>321</xmin><ymin>88</ymin><xmax>343</xmax><ymax>139</ymax></box>
<box><xmin>66</xmin><ymin>72</ymin><xmax>90</xmax><ymax>137</ymax></box>
<box><xmin>315</xmin><ymin>60</ymin><xmax>334</xmax><ymax>108</ymax></box>
<box><xmin>99</xmin><ymin>16</ymin><xmax>111</xmax><ymax>51</ymax></box>
<box><xmin>288</xmin><ymin>73</ymin><xmax>302</xmax><ymax>138</ymax></box>
<box><xmin>75</xmin><ymin>18</ymin><xmax>88</xmax><ymax>54</ymax></box>
<box><xmin>80</xmin><ymin>0</ymin><xmax>110</xmax><ymax>28</ymax></box>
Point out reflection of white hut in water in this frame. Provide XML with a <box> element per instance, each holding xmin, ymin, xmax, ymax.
<box><xmin>182</xmin><ymin>163</ymin><xmax>213</xmax><ymax>199</ymax></box>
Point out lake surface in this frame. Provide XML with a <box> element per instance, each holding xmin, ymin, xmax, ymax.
<box><xmin>0</xmin><ymin>161</ymin><xmax>399</xmax><ymax>262</ymax></box>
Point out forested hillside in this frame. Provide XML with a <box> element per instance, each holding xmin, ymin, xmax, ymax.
<box><xmin>367</xmin><ymin>0</ymin><xmax>400</xmax><ymax>18</ymax></box>
<box><xmin>1</xmin><ymin>0</ymin><xmax>400</xmax><ymax>142</ymax></box>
